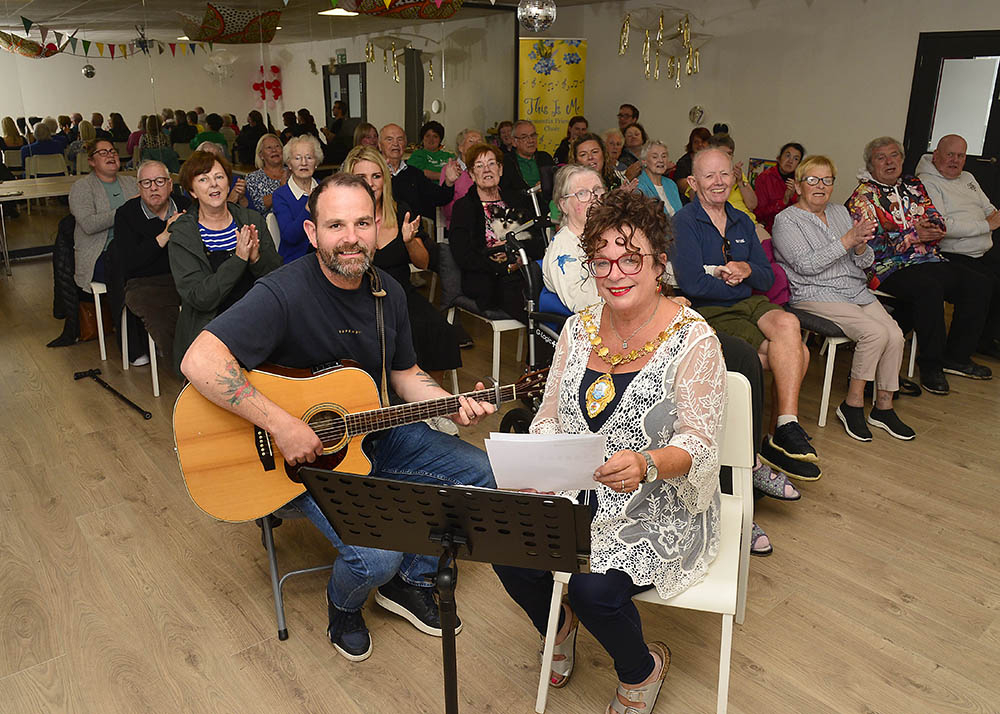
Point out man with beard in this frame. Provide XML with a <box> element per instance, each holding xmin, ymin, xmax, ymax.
<box><xmin>180</xmin><ymin>172</ymin><xmax>497</xmax><ymax>663</ymax></box>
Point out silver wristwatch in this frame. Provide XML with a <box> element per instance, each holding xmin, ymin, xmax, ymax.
<box><xmin>641</xmin><ymin>451</ymin><xmax>659</xmax><ymax>483</ymax></box>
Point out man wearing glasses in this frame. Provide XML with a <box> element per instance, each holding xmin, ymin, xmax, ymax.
<box><xmin>617</xmin><ymin>103</ymin><xmax>639</xmax><ymax>131</ymax></box>
<box><xmin>500</xmin><ymin>119</ymin><xmax>555</xmax><ymax>206</ymax></box>
<box><xmin>672</xmin><ymin>147</ymin><xmax>820</xmax><ymax>479</ymax></box>
<box><xmin>111</xmin><ymin>160</ymin><xmax>190</xmax><ymax>366</ymax></box>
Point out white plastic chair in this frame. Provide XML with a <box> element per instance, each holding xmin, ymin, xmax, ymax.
<box><xmin>92</xmin><ymin>280</ymin><xmax>160</xmax><ymax>397</ymax></box>
<box><xmin>446</xmin><ymin>305</ymin><xmax>524</xmax><ymax>393</ymax></box>
<box><xmin>89</xmin><ymin>281</ymin><xmax>110</xmax><ymax>361</ymax></box>
<box><xmin>265</xmin><ymin>212</ymin><xmax>281</xmax><ymax>254</ymax></box>
<box><xmin>3</xmin><ymin>149</ymin><xmax>24</xmax><ymax>176</ymax></box>
<box><xmin>536</xmin><ymin>371</ymin><xmax>754</xmax><ymax>714</ymax></box>
<box><xmin>25</xmin><ymin>154</ymin><xmax>69</xmax><ymax>214</ymax></box>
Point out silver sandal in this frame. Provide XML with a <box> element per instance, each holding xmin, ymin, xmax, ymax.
<box><xmin>539</xmin><ymin>605</ymin><xmax>579</xmax><ymax>688</ymax></box>
<box><xmin>606</xmin><ymin>641</ymin><xmax>671</xmax><ymax>713</ymax></box>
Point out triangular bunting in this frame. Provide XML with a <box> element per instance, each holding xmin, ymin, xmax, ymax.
<box><xmin>283</xmin><ymin>0</ymin><xmax>289</xmax><ymax>5</ymax></box>
<box><xmin>189</xmin><ymin>43</ymin><xmax>196</xmax><ymax>54</ymax></box>
<box><xmin>96</xmin><ymin>42</ymin><xmax>105</xmax><ymax>57</ymax></box>
<box><xmin>199</xmin><ymin>43</ymin><xmax>207</xmax><ymax>53</ymax></box>
<box><xmin>157</xmin><ymin>41</ymin><xmax>164</xmax><ymax>55</ymax></box>
<box><xmin>54</xmin><ymin>31</ymin><xmax>63</xmax><ymax>45</ymax></box>
<box><xmin>434</xmin><ymin>0</ymin><xmax>443</xmax><ymax>6</ymax></box>
<box><xmin>383</xmin><ymin>0</ymin><xmax>391</xmax><ymax>7</ymax></box>
<box><xmin>82</xmin><ymin>39</ymin><xmax>90</xmax><ymax>55</ymax></box>
<box><xmin>109</xmin><ymin>44</ymin><xmax>115</xmax><ymax>59</ymax></box>
<box><xmin>21</xmin><ymin>17</ymin><xmax>32</xmax><ymax>34</ymax></box>
<box><xmin>169</xmin><ymin>43</ymin><xmax>176</xmax><ymax>56</ymax></box>
<box><xmin>69</xmin><ymin>37</ymin><xmax>78</xmax><ymax>52</ymax></box>
<box><xmin>208</xmin><ymin>42</ymin><xmax>214</xmax><ymax>51</ymax></box>
<box><xmin>180</xmin><ymin>43</ymin><xmax>187</xmax><ymax>56</ymax></box>
<box><xmin>40</xmin><ymin>26</ymin><xmax>49</xmax><ymax>44</ymax></box>
<box><xmin>119</xmin><ymin>44</ymin><xmax>127</xmax><ymax>58</ymax></box>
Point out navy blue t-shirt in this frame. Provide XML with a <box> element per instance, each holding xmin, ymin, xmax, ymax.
<box><xmin>205</xmin><ymin>255</ymin><xmax>417</xmax><ymax>386</ymax></box>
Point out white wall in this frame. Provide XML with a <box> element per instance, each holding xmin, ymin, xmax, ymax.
<box><xmin>537</xmin><ymin>0</ymin><xmax>1000</xmax><ymax>202</ymax></box>
<box><xmin>0</xmin><ymin>12</ymin><xmax>514</xmax><ymax>150</ymax></box>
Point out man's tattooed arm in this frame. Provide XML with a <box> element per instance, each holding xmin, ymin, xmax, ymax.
<box><xmin>215</xmin><ymin>359</ymin><xmax>267</xmax><ymax>419</ymax></box>
<box><xmin>414</xmin><ymin>369</ymin><xmax>440</xmax><ymax>389</ymax></box>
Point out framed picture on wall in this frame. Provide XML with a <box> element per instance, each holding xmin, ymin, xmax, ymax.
<box><xmin>748</xmin><ymin>158</ymin><xmax>776</xmax><ymax>188</ymax></box>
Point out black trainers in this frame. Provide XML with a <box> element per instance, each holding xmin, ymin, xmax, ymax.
<box><xmin>759</xmin><ymin>437</ymin><xmax>822</xmax><ymax>481</ymax></box>
<box><xmin>868</xmin><ymin>408</ymin><xmax>916</xmax><ymax>440</ymax></box>
<box><xmin>327</xmin><ymin>596</ymin><xmax>373</xmax><ymax>662</ymax></box>
<box><xmin>921</xmin><ymin>368</ymin><xmax>950</xmax><ymax>394</ymax></box>
<box><xmin>375</xmin><ymin>575</ymin><xmax>462</xmax><ymax>637</ymax></box>
<box><xmin>942</xmin><ymin>359</ymin><xmax>993</xmax><ymax>380</ymax></box>
<box><xmin>769</xmin><ymin>421</ymin><xmax>818</xmax><ymax>462</ymax></box>
<box><xmin>835</xmin><ymin>401</ymin><xmax>872</xmax><ymax>442</ymax></box>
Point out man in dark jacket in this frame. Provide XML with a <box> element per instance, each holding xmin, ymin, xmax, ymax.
<box><xmin>673</xmin><ymin>147</ymin><xmax>817</xmax><ymax>477</ymax></box>
<box><xmin>379</xmin><ymin>122</ymin><xmax>459</xmax><ymax>223</ymax></box>
<box><xmin>500</xmin><ymin>120</ymin><xmax>555</xmax><ymax>209</ymax></box>
<box><xmin>113</xmin><ymin>160</ymin><xmax>192</xmax><ymax>365</ymax></box>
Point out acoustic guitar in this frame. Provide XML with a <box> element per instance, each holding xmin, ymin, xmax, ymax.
<box><xmin>173</xmin><ymin>362</ymin><xmax>548</xmax><ymax>522</ymax></box>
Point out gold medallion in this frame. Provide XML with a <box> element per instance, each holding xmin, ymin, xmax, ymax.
<box><xmin>586</xmin><ymin>373</ymin><xmax>616</xmax><ymax>418</ymax></box>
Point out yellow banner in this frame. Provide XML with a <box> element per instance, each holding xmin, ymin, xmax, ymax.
<box><xmin>518</xmin><ymin>39</ymin><xmax>586</xmax><ymax>156</ymax></box>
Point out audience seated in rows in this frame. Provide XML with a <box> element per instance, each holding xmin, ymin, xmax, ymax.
<box><xmin>138</xmin><ymin>116</ymin><xmax>180</xmax><ymax>173</ymax></box>
<box><xmin>344</xmin><ymin>145</ymin><xmax>462</xmax><ymax>385</ymax></box>
<box><xmin>753</xmin><ymin>142</ymin><xmax>804</xmax><ymax>232</ymax></box>
<box><xmin>190</xmin><ymin>113</ymin><xmax>228</xmax><ymax>155</ymax></box>
<box><xmin>244</xmin><ymin>133</ymin><xmax>288</xmax><ymax>215</ymax></box>
<box><xmin>917</xmin><ymin>134</ymin><xmax>1000</xmax><ymax>360</ymax></box>
<box><xmin>408</xmin><ymin>120</ymin><xmax>454</xmax><ymax>182</ymax></box>
<box><xmin>450</xmin><ymin>143</ymin><xmax>544</xmax><ymax>322</ymax></box>
<box><xmin>380</xmin><ymin>122</ymin><xmax>458</xmax><ymax>222</ymax></box>
<box><xmin>272</xmin><ymin>134</ymin><xmax>321</xmax><ymax>262</ymax></box>
<box><xmin>112</xmin><ymin>159</ymin><xmax>191</xmax><ymax>366</ymax></box>
<box><xmin>19</xmin><ymin>122</ymin><xmax>64</xmax><ymax>163</ymax></box>
<box><xmin>169</xmin><ymin>111</ymin><xmax>197</xmax><ymax>146</ymax></box>
<box><xmin>167</xmin><ymin>150</ymin><xmax>281</xmax><ymax>373</ymax></box>
<box><xmin>772</xmin><ymin>155</ymin><xmax>915</xmax><ymax>441</ymax></box>
<box><xmin>846</xmin><ymin>135</ymin><xmax>992</xmax><ymax>394</ymax></box>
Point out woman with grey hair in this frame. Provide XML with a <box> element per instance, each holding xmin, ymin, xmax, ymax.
<box><xmin>542</xmin><ymin>164</ymin><xmax>607</xmax><ymax>311</ymax></box>
<box><xmin>636</xmin><ymin>140</ymin><xmax>682</xmax><ymax>216</ymax></box>
<box><xmin>440</xmin><ymin>128</ymin><xmax>483</xmax><ymax>228</ymax></box>
<box><xmin>847</xmin><ymin>135</ymin><xmax>992</xmax><ymax>393</ymax></box>
<box><xmin>244</xmin><ymin>133</ymin><xmax>288</xmax><ymax>214</ymax></box>
<box><xmin>272</xmin><ymin>134</ymin><xmax>322</xmax><ymax>262</ymax></box>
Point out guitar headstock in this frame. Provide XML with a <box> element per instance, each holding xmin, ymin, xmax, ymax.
<box><xmin>514</xmin><ymin>367</ymin><xmax>549</xmax><ymax>400</ymax></box>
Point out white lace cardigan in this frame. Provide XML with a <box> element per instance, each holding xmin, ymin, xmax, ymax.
<box><xmin>530</xmin><ymin>303</ymin><xmax>726</xmax><ymax>599</ymax></box>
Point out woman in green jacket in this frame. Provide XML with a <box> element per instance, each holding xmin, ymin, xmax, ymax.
<box><xmin>168</xmin><ymin>150</ymin><xmax>281</xmax><ymax>373</ymax></box>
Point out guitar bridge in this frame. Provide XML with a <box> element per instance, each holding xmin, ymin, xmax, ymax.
<box><xmin>255</xmin><ymin>426</ymin><xmax>276</xmax><ymax>471</ymax></box>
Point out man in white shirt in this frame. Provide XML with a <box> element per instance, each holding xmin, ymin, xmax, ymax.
<box><xmin>917</xmin><ymin>134</ymin><xmax>1000</xmax><ymax>357</ymax></box>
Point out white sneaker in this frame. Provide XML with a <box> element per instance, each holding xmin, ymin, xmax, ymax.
<box><xmin>425</xmin><ymin>416</ymin><xmax>459</xmax><ymax>436</ymax></box>
<box><xmin>130</xmin><ymin>354</ymin><xmax>150</xmax><ymax>367</ymax></box>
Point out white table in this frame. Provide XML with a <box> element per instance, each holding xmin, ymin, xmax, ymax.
<box><xmin>0</xmin><ymin>175</ymin><xmax>80</xmax><ymax>276</ymax></box>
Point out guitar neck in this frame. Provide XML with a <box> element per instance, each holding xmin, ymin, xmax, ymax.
<box><xmin>343</xmin><ymin>385</ymin><xmax>518</xmax><ymax>436</ymax></box>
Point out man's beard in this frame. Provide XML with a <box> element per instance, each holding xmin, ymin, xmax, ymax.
<box><xmin>319</xmin><ymin>241</ymin><xmax>373</xmax><ymax>279</ymax></box>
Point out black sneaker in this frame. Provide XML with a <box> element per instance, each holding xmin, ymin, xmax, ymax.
<box><xmin>868</xmin><ymin>408</ymin><xmax>916</xmax><ymax>441</ymax></box>
<box><xmin>769</xmin><ymin>421</ymin><xmax>818</xmax><ymax>462</ymax></box>
<box><xmin>942</xmin><ymin>359</ymin><xmax>993</xmax><ymax>380</ymax></box>
<box><xmin>759</xmin><ymin>437</ymin><xmax>822</xmax><ymax>481</ymax></box>
<box><xmin>835</xmin><ymin>401</ymin><xmax>872</xmax><ymax>442</ymax></box>
<box><xmin>920</xmin><ymin>368</ymin><xmax>950</xmax><ymax>394</ymax></box>
<box><xmin>375</xmin><ymin>575</ymin><xmax>463</xmax><ymax>637</ymax></box>
<box><xmin>327</xmin><ymin>596</ymin><xmax>373</xmax><ymax>662</ymax></box>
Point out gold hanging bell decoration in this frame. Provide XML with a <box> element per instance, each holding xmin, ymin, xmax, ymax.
<box><xmin>428</xmin><ymin>56</ymin><xmax>434</xmax><ymax>81</ymax></box>
<box><xmin>391</xmin><ymin>42</ymin><xmax>400</xmax><ymax>83</ymax></box>
<box><xmin>642</xmin><ymin>30</ymin><xmax>650</xmax><ymax>80</ymax></box>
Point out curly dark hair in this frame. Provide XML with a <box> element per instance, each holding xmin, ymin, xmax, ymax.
<box><xmin>580</xmin><ymin>189</ymin><xmax>673</xmax><ymax>278</ymax></box>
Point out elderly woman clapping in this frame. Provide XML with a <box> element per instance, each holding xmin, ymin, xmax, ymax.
<box><xmin>773</xmin><ymin>155</ymin><xmax>915</xmax><ymax>441</ymax></box>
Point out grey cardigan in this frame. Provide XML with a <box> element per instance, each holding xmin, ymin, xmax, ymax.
<box><xmin>772</xmin><ymin>204</ymin><xmax>875</xmax><ymax>305</ymax></box>
<box><xmin>69</xmin><ymin>172</ymin><xmax>139</xmax><ymax>291</ymax></box>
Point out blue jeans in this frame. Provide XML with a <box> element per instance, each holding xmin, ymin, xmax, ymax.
<box><xmin>293</xmin><ymin>422</ymin><xmax>495</xmax><ymax>613</ymax></box>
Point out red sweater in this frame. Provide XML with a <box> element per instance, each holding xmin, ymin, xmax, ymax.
<box><xmin>753</xmin><ymin>166</ymin><xmax>796</xmax><ymax>233</ymax></box>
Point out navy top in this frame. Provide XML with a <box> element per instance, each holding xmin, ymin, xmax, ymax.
<box><xmin>579</xmin><ymin>368</ymin><xmax>639</xmax><ymax>432</ymax></box>
<box><xmin>671</xmin><ymin>197</ymin><xmax>774</xmax><ymax>307</ymax></box>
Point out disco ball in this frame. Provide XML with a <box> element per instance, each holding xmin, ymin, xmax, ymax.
<box><xmin>517</xmin><ymin>0</ymin><xmax>557</xmax><ymax>33</ymax></box>
<box><xmin>81</xmin><ymin>64</ymin><xmax>96</xmax><ymax>79</ymax></box>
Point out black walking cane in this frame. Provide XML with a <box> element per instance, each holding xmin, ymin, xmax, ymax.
<box><xmin>74</xmin><ymin>368</ymin><xmax>152</xmax><ymax>420</ymax></box>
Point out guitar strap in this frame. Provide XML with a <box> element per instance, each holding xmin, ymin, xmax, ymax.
<box><xmin>367</xmin><ymin>267</ymin><xmax>391</xmax><ymax>407</ymax></box>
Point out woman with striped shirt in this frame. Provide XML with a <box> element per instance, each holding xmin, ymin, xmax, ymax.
<box><xmin>168</xmin><ymin>150</ymin><xmax>281</xmax><ymax>373</ymax></box>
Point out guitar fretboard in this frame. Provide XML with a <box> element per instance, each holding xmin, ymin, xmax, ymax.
<box><xmin>312</xmin><ymin>385</ymin><xmax>518</xmax><ymax>446</ymax></box>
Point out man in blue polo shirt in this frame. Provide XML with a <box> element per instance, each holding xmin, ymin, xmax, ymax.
<box><xmin>673</xmin><ymin>147</ymin><xmax>819</xmax><ymax>479</ymax></box>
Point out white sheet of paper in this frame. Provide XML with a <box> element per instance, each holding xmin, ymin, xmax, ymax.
<box><xmin>485</xmin><ymin>433</ymin><xmax>607</xmax><ymax>491</ymax></box>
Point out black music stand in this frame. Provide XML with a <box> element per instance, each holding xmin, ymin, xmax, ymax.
<box><xmin>299</xmin><ymin>468</ymin><xmax>591</xmax><ymax>714</ymax></box>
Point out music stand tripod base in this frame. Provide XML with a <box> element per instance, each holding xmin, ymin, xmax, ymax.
<box><xmin>299</xmin><ymin>469</ymin><xmax>590</xmax><ymax>714</ymax></box>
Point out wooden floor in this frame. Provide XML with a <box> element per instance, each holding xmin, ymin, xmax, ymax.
<box><xmin>1</xmin><ymin>205</ymin><xmax>999</xmax><ymax>713</ymax></box>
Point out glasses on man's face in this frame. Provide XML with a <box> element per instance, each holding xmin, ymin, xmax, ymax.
<box><xmin>472</xmin><ymin>159</ymin><xmax>499</xmax><ymax>172</ymax></box>
<box><xmin>617</xmin><ymin>112</ymin><xmax>633</xmax><ymax>119</ymax></box>
<box><xmin>586</xmin><ymin>252</ymin><xmax>652</xmax><ymax>278</ymax></box>
<box><xmin>91</xmin><ymin>148</ymin><xmax>118</xmax><ymax>158</ymax></box>
<box><xmin>802</xmin><ymin>176</ymin><xmax>835</xmax><ymax>186</ymax></box>
<box><xmin>515</xmin><ymin>132</ymin><xmax>537</xmax><ymax>141</ymax></box>
<box><xmin>138</xmin><ymin>176</ymin><xmax>170</xmax><ymax>189</ymax></box>
<box><xmin>563</xmin><ymin>187</ymin><xmax>606</xmax><ymax>203</ymax></box>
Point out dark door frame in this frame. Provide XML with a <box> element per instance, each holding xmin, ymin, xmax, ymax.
<box><xmin>322</xmin><ymin>61</ymin><xmax>368</xmax><ymax>126</ymax></box>
<box><xmin>902</xmin><ymin>30</ymin><xmax>1000</xmax><ymax>174</ymax></box>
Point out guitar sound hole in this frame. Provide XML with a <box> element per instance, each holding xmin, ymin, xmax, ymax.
<box><xmin>310</xmin><ymin>410</ymin><xmax>347</xmax><ymax>446</ymax></box>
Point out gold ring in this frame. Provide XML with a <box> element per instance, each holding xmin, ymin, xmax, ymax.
<box><xmin>621</xmin><ymin>479</ymin><xmax>625</xmax><ymax>491</ymax></box>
